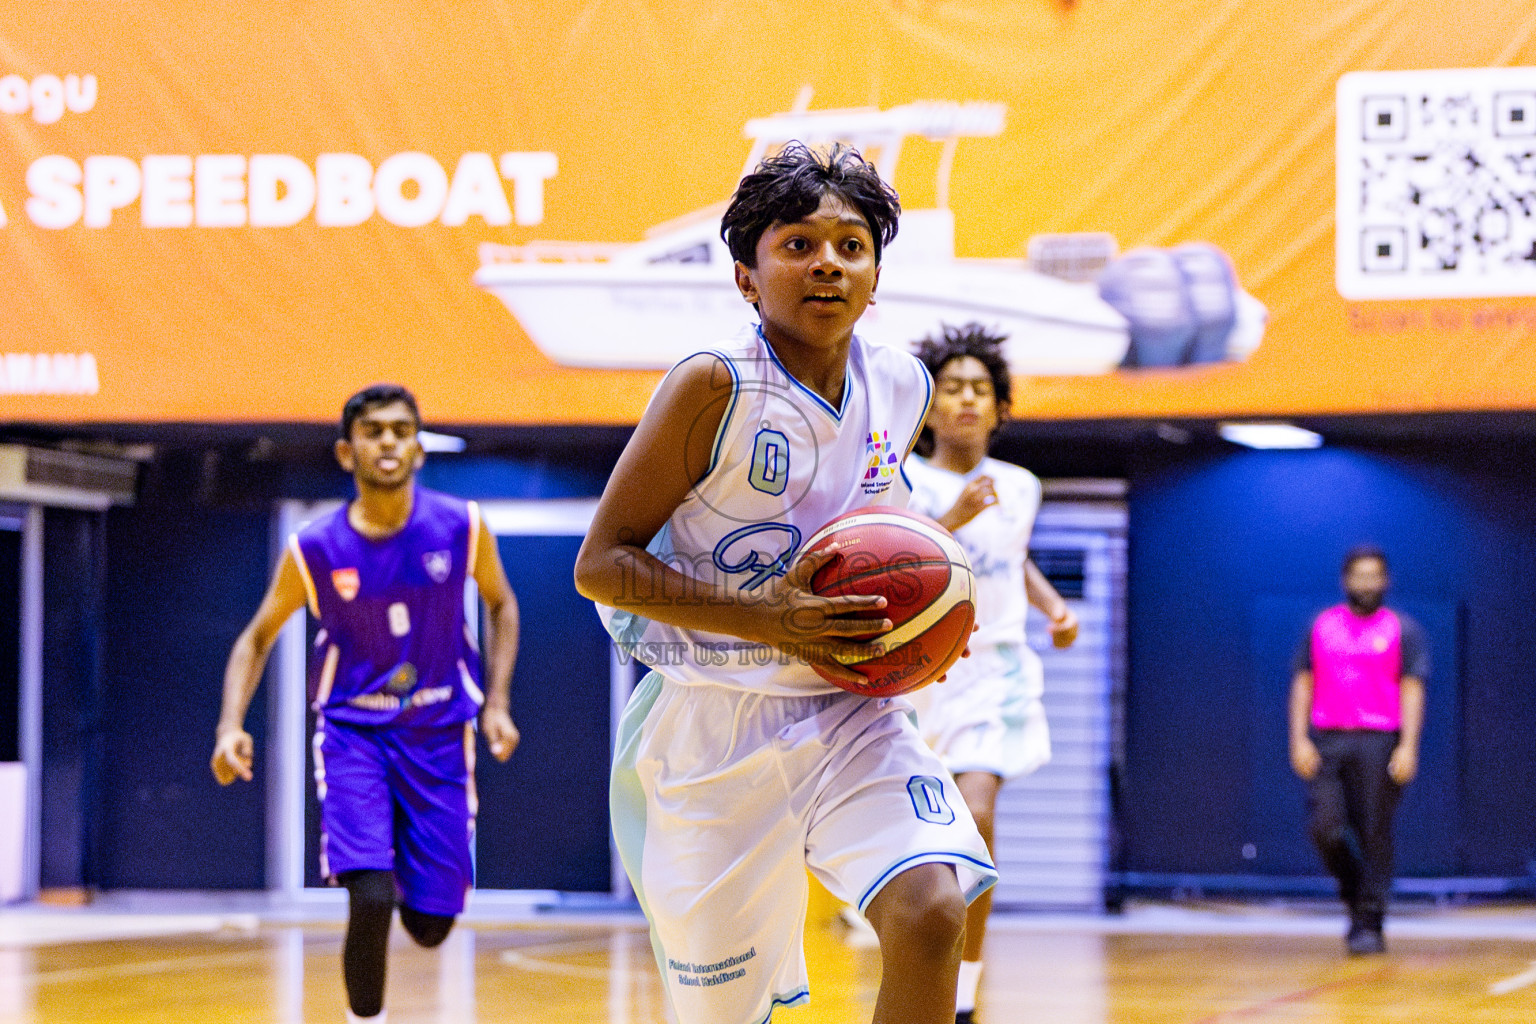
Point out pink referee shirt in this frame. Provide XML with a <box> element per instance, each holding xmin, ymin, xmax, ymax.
<box><xmin>1305</xmin><ymin>605</ymin><xmax>1422</xmax><ymax>732</ymax></box>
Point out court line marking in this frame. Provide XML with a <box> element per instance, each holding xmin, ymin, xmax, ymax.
<box><xmin>1187</xmin><ymin>966</ymin><xmax>1391</xmax><ymax>1023</ymax></box>
<box><xmin>499</xmin><ymin>950</ymin><xmax>615</xmax><ymax>979</ymax></box>
<box><xmin>497</xmin><ymin>936</ymin><xmax>648</xmax><ymax>979</ymax></box>
<box><xmin>496</xmin><ymin>937</ymin><xmax>614</xmax><ymax>957</ymax></box>
<box><xmin>1490</xmin><ymin>960</ymin><xmax>1536</xmax><ymax>996</ymax></box>
<box><xmin>31</xmin><ymin>949</ymin><xmax>269</xmax><ymax>986</ymax></box>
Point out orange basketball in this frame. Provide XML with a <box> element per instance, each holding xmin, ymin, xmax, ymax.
<box><xmin>800</xmin><ymin>505</ymin><xmax>975</xmax><ymax>697</ymax></box>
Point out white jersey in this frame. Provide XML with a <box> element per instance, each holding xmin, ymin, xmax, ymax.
<box><xmin>905</xmin><ymin>455</ymin><xmax>1042</xmax><ymax>650</ymax></box>
<box><xmin>598</xmin><ymin>326</ymin><xmax>933</xmax><ymax>696</ymax></box>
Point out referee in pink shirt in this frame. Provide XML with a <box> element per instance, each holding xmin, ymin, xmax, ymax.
<box><xmin>1288</xmin><ymin>545</ymin><xmax>1427</xmax><ymax>956</ymax></box>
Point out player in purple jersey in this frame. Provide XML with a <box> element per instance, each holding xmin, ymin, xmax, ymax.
<box><xmin>211</xmin><ymin>384</ymin><xmax>521</xmax><ymax>1024</ymax></box>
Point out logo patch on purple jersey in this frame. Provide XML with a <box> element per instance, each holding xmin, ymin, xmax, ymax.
<box><xmin>423</xmin><ymin>550</ymin><xmax>452</xmax><ymax>584</ymax></box>
<box><xmin>386</xmin><ymin>662</ymin><xmax>418</xmax><ymax>694</ymax></box>
<box><xmin>331</xmin><ymin>567</ymin><xmax>360</xmax><ymax>601</ymax></box>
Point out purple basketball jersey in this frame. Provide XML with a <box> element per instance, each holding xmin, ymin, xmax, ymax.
<box><xmin>292</xmin><ymin>487</ymin><xmax>484</xmax><ymax>728</ymax></box>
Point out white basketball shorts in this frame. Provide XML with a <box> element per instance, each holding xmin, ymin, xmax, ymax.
<box><xmin>905</xmin><ymin>641</ymin><xmax>1051</xmax><ymax>780</ymax></box>
<box><xmin>611</xmin><ymin>671</ymin><xmax>997</xmax><ymax>1024</ymax></box>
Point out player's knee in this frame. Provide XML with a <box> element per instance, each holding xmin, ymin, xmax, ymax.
<box><xmin>399</xmin><ymin>905</ymin><xmax>455</xmax><ymax>948</ymax></box>
<box><xmin>1308</xmin><ymin>814</ymin><xmax>1348</xmax><ymax>850</ymax></box>
<box><xmin>868</xmin><ymin>866</ymin><xmax>966</xmax><ymax>962</ymax></box>
<box><xmin>340</xmin><ymin>870</ymin><xmax>397</xmax><ymax>917</ymax></box>
<box><xmin>899</xmin><ymin>887</ymin><xmax>967</xmax><ymax>963</ymax></box>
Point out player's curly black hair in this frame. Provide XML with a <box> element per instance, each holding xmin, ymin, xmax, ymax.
<box><xmin>915</xmin><ymin>322</ymin><xmax>1013</xmax><ymax>409</ymax></box>
<box><xmin>720</xmin><ymin>142</ymin><xmax>901</xmax><ymax>267</ymax></box>
<box><xmin>341</xmin><ymin>383</ymin><xmax>420</xmax><ymax>440</ymax></box>
<box><xmin>912</xmin><ymin>322</ymin><xmax>1013</xmax><ymax>456</ymax></box>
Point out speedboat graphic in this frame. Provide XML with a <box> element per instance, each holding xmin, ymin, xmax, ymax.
<box><xmin>474</xmin><ymin>93</ymin><xmax>1266</xmax><ymax>373</ymax></box>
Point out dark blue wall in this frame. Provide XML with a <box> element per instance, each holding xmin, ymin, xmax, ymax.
<box><xmin>40</xmin><ymin>508</ymin><xmax>107</xmax><ymax>889</ymax></box>
<box><xmin>1123</xmin><ymin>446</ymin><xmax>1536</xmax><ymax>886</ymax></box>
<box><xmin>99</xmin><ymin>455</ymin><xmax>272</xmax><ymax>889</ymax></box>
<box><xmin>0</xmin><ymin>529</ymin><xmax>20</xmax><ymax>764</ymax></box>
<box><xmin>475</xmin><ymin>535</ymin><xmax>614</xmax><ymax>892</ymax></box>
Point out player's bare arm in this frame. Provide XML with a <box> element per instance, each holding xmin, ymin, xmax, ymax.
<box><xmin>1024</xmin><ymin>558</ymin><xmax>1077</xmax><ymax>648</ymax></box>
<box><xmin>1288</xmin><ymin>670</ymin><xmax>1320</xmax><ymax>780</ymax></box>
<box><xmin>573</xmin><ymin>352</ymin><xmax>890</xmax><ymax>684</ymax></box>
<box><xmin>473</xmin><ymin>516</ymin><xmax>521</xmax><ymax>761</ymax></box>
<box><xmin>211</xmin><ymin>548</ymin><xmax>309</xmax><ymax>785</ymax></box>
<box><xmin>1389</xmin><ymin>675</ymin><xmax>1424</xmax><ymax>784</ymax></box>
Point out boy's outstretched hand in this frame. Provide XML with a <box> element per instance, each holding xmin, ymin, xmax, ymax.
<box><xmin>211</xmin><ymin>728</ymin><xmax>254</xmax><ymax>785</ymax></box>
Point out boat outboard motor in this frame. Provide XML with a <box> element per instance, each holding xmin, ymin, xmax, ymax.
<box><xmin>1097</xmin><ymin>247</ymin><xmax>1197</xmax><ymax>368</ymax></box>
<box><xmin>1172</xmin><ymin>242</ymin><xmax>1239</xmax><ymax>364</ymax></box>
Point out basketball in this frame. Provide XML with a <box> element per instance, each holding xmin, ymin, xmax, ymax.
<box><xmin>799</xmin><ymin>505</ymin><xmax>976</xmax><ymax>697</ymax></box>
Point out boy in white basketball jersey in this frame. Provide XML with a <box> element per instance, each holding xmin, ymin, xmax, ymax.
<box><xmin>903</xmin><ymin>324</ymin><xmax>1078</xmax><ymax>1024</ymax></box>
<box><xmin>575</xmin><ymin>144</ymin><xmax>996</xmax><ymax>1024</ymax></box>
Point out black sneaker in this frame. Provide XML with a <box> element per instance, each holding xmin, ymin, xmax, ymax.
<box><xmin>955</xmin><ymin>1012</ymin><xmax>976</xmax><ymax>1024</ymax></box>
<box><xmin>1346</xmin><ymin>924</ymin><xmax>1385</xmax><ymax>954</ymax></box>
<box><xmin>1346</xmin><ymin>903</ymin><xmax>1385</xmax><ymax>955</ymax></box>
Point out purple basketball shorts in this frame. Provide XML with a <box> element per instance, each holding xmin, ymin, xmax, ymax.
<box><xmin>314</xmin><ymin>716</ymin><xmax>476</xmax><ymax>915</ymax></box>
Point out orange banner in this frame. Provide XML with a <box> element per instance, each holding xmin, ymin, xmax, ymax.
<box><xmin>1</xmin><ymin>1</ymin><xmax>1534</xmax><ymax>426</ymax></box>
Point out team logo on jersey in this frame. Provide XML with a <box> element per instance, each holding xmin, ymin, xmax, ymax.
<box><xmin>423</xmin><ymin>550</ymin><xmax>452</xmax><ymax>584</ymax></box>
<box><xmin>331</xmin><ymin>568</ymin><xmax>360</xmax><ymax>602</ymax></box>
<box><xmin>861</xmin><ymin>429</ymin><xmax>900</xmax><ymax>495</ymax></box>
<box><xmin>385</xmin><ymin>662</ymin><xmax>418</xmax><ymax>694</ymax></box>
<box><xmin>713</xmin><ymin>522</ymin><xmax>802</xmax><ymax>589</ymax></box>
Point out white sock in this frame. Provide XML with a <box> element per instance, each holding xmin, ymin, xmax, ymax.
<box><xmin>956</xmin><ymin>959</ymin><xmax>983</xmax><ymax>1013</ymax></box>
<box><xmin>346</xmin><ymin>1010</ymin><xmax>386</xmax><ymax>1024</ymax></box>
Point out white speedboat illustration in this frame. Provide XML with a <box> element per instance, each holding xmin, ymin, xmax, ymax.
<box><xmin>474</xmin><ymin>93</ymin><xmax>1266</xmax><ymax>373</ymax></box>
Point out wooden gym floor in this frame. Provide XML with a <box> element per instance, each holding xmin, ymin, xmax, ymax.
<box><xmin>4</xmin><ymin>898</ymin><xmax>1536</xmax><ymax>1023</ymax></box>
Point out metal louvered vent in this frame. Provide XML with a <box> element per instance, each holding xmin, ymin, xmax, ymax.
<box><xmin>23</xmin><ymin>447</ymin><xmax>137</xmax><ymax>495</ymax></box>
<box><xmin>0</xmin><ymin>445</ymin><xmax>137</xmax><ymax>507</ymax></box>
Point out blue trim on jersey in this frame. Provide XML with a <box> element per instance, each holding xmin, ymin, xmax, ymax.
<box><xmin>902</xmin><ymin>361</ymin><xmax>934</xmax><ymax>457</ymax></box>
<box><xmin>755</xmin><ymin>989</ymin><xmax>812</xmax><ymax>1023</ymax></box>
<box><xmin>703</xmin><ymin>349</ymin><xmax>741</xmax><ymax>479</ymax></box>
<box><xmin>855</xmin><ymin>851</ymin><xmax>998</xmax><ymax>913</ymax></box>
<box><xmin>755</xmin><ymin>323</ymin><xmax>850</xmax><ymax>422</ymax></box>
<box><xmin>898</xmin><ymin>365</ymin><xmax>933</xmax><ymax>495</ymax></box>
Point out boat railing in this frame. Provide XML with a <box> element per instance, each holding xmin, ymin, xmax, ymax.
<box><xmin>478</xmin><ymin>241</ymin><xmax>624</xmax><ymax>266</ymax></box>
<box><xmin>739</xmin><ymin>99</ymin><xmax>1006</xmax><ymax>206</ymax></box>
<box><xmin>742</xmin><ymin>101</ymin><xmax>1005</xmax><ymax>145</ymax></box>
<box><xmin>1027</xmin><ymin>233</ymin><xmax>1120</xmax><ymax>283</ymax></box>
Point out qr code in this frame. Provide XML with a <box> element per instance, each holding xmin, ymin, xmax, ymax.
<box><xmin>1336</xmin><ymin>67</ymin><xmax>1536</xmax><ymax>300</ymax></box>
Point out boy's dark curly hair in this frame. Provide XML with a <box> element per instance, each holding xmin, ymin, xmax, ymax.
<box><xmin>720</xmin><ymin>142</ymin><xmax>901</xmax><ymax>267</ymax></box>
<box><xmin>912</xmin><ymin>323</ymin><xmax>1013</xmax><ymax>456</ymax></box>
<box><xmin>915</xmin><ymin>322</ymin><xmax>1012</xmax><ymax>408</ymax></box>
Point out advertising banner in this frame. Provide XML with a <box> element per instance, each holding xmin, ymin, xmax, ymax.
<box><xmin>2</xmin><ymin>2</ymin><xmax>1534</xmax><ymax>425</ymax></box>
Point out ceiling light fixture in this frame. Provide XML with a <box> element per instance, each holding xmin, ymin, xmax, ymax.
<box><xmin>1218</xmin><ymin>422</ymin><xmax>1323</xmax><ymax>449</ymax></box>
<box><xmin>418</xmin><ymin>430</ymin><xmax>467</xmax><ymax>453</ymax></box>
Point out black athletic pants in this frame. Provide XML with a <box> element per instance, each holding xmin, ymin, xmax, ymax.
<box><xmin>1306</xmin><ymin>729</ymin><xmax>1403</xmax><ymax>912</ymax></box>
